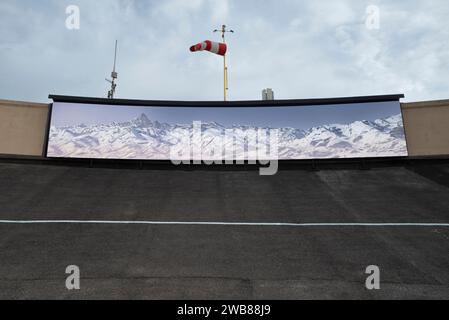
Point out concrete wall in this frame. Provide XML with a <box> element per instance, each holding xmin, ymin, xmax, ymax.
<box><xmin>0</xmin><ymin>99</ymin><xmax>49</xmax><ymax>156</ymax></box>
<box><xmin>402</xmin><ymin>99</ymin><xmax>449</xmax><ymax>157</ymax></box>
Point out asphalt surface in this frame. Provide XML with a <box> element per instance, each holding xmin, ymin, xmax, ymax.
<box><xmin>0</xmin><ymin>161</ymin><xmax>449</xmax><ymax>299</ymax></box>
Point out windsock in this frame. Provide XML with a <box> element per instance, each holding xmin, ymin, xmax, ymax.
<box><xmin>190</xmin><ymin>40</ymin><xmax>227</xmax><ymax>56</ymax></box>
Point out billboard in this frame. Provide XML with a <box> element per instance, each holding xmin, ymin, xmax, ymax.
<box><xmin>46</xmin><ymin>100</ymin><xmax>408</xmax><ymax>160</ymax></box>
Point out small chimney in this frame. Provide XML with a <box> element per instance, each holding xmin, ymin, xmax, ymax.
<box><xmin>262</xmin><ymin>88</ymin><xmax>274</xmax><ymax>100</ymax></box>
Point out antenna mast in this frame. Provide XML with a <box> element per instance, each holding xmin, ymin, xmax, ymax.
<box><xmin>106</xmin><ymin>40</ymin><xmax>118</xmax><ymax>99</ymax></box>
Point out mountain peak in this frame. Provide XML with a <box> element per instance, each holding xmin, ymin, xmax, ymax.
<box><xmin>139</xmin><ymin>113</ymin><xmax>149</xmax><ymax>121</ymax></box>
<box><xmin>134</xmin><ymin>113</ymin><xmax>152</xmax><ymax>127</ymax></box>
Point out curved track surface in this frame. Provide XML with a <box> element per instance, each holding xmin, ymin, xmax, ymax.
<box><xmin>0</xmin><ymin>161</ymin><xmax>449</xmax><ymax>299</ymax></box>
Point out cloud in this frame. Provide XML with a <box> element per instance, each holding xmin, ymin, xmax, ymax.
<box><xmin>0</xmin><ymin>0</ymin><xmax>448</xmax><ymax>102</ymax></box>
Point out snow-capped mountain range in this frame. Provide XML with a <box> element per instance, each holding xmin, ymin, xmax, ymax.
<box><xmin>47</xmin><ymin>113</ymin><xmax>408</xmax><ymax>159</ymax></box>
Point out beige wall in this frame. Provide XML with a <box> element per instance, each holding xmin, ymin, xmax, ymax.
<box><xmin>0</xmin><ymin>99</ymin><xmax>49</xmax><ymax>156</ymax></box>
<box><xmin>401</xmin><ymin>99</ymin><xmax>449</xmax><ymax>157</ymax></box>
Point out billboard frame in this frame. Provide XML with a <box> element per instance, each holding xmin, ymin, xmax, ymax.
<box><xmin>45</xmin><ymin>94</ymin><xmax>406</xmax><ymax>163</ymax></box>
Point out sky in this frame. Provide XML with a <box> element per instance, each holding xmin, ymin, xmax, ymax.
<box><xmin>50</xmin><ymin>101</ymin><xmax>401</xmax><ymax>129</ymax></box>
<box><xmin>1</xmin><ymin>0</ymin><xmax>449</xmax><ymax>103</ymax></box>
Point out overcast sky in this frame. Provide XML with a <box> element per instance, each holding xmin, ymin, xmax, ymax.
<box><xmin>1</xmin><ymin>0</ymin><xmax>448</xmax><ymax>103</ymax></box>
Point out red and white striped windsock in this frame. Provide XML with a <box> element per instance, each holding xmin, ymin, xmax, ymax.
<box><xmin>190</xmin><ymin>40</ymin><xmax>227</xmax><ymax>56</ymax></box>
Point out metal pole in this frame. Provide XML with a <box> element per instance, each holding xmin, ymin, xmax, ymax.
<box><xmin>223</xmin><ymin>55</ymin><xmax>227</xmax><ymax>101</ymax></box>
<box><xmin>222</xmin><ymin>25</ymin><xmax>227</xmax><ymax>102</ymax></box>
<box><xmin>214</xmin><ymin>25</ymin><xmax>233</xmax><ymax>101</ymax></box>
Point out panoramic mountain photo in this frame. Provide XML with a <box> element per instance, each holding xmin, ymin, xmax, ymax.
<box><xmin>47</xmin><ymin>102</ymin><xmax>408</xmax><ymax>160</ymax></box>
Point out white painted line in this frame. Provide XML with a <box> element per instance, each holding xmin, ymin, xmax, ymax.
<box><xmin>0</xmin><ymin>220</ymin><xmax>449</xmax><ymax>227</ymax></box>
